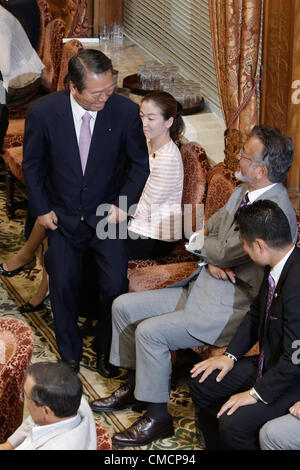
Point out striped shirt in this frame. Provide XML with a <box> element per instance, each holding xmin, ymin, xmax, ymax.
<box><xmin>129</xmin><ymin>139</ymin><xmax>184</xmax><ymax>241</ymax></box>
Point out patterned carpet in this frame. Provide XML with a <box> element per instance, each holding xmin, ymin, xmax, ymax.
<box><xmin>0</xmin><ymin>170</ymin><xmax>204</xmax><ymax>450</ymax></box>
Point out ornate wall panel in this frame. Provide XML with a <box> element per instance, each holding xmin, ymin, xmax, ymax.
<box><xmin>261</xmin><ymin>0</ymin><xmax>300</xmax><ymax>205</ymax></box>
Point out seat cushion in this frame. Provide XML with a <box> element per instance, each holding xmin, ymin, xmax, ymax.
<box><xmin>2</xmin><ymin>146</ymin><xmax>24</xmax><ymax>182</ymax></box>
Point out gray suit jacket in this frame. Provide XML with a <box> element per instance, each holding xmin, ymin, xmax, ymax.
<box><xmin>182</xmin><ymin>183</ymin><xmax>297</xmax><ymax>347</ymax></box>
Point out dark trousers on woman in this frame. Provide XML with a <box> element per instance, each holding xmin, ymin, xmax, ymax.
<box><xmin>189</xmin><ymin>356</ymin><xmax>300</xmax><ymax>450</ymax></box>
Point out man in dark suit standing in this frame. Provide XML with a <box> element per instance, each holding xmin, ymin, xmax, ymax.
<box><xmin>189</xmin><ymin>200</ymin><xmax>300</xmax><ymax>450</ymax></box>
<box><xmin>22</xmin><ymin>49</ymin><xmax>149</xmax><ymax>375</ymax></box>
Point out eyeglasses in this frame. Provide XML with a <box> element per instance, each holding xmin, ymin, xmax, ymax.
<box><xmin>20</xmin><ymin>392</ymin><xmax>33</xmax><ymax>403</ymax></box>
<box><xmin>238</xmin><ymin>149</ymin><xmax>252</xmax><ymax>163</ymax></box>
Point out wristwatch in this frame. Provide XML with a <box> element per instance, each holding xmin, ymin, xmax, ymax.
<box><xmin>223</xmin><ymin>352</ymin><xmax>237</xmax><ymax>362</ymax></box>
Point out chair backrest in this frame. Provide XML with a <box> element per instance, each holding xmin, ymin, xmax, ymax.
<box><xmin>204</xmin><ymin>162</ymin><xmax>239</xmax><ymax>222</ymax></box>
<box><xmin>180</xmin><ymin>141</ymin><xmax>211</xmax><ymax>235</ymax></box>
<box><xmin>46</xmin><ymin>0</ymin><xmax>89</xmax><ymax>38</ymax></box>
<box><xmin>56</xmin><ymin>40</ymin><xmax>84</xmax><ymax>92</ymax></box>
<box><xmin>37</xmin><ymin>0</ymin><xmax>54</xmax><ymax>59</ymax></box>
<box><xmin>0</xmin><ymin>318</ymin><xmax>34</xmax><ymax>443</ymax></box>
<box><xmin>41</xmin><ymin>18</ymin><xmax>66</xmax><ymax>93</ymax></box>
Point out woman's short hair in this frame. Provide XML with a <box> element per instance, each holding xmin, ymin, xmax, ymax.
<box><xmin>27</xmin><ymin>361</ymin><xmax>83</xmax><ymax>418</ymax></box>
<box><xmin>141</xmin><ymin>91</ymin><xmax>185</xmax><ymax>144</ymax></box>
<box><xmin>64</xmin><ymin>48</ymin><xmax>112</xmax><ymax>93</ymax></box>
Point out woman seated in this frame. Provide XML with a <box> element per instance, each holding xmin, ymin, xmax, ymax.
<box><xmin>127</xmin><ymin>90</ymin><xmax>185</xmax><ymax>259</ymax></box>
<box><xmin>0</xmin><ymin>2</ymin><xmax>44</xmax><ymax>108</ymax></box>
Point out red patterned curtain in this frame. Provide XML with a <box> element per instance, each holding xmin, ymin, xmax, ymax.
<box><xmin>209</xmin><ymin>0</ymin><xmax>262</xmax><ymax>168</ymax></box>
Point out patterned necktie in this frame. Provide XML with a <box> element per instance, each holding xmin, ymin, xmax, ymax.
<box><xmin>257</xmin><ymin>273</ymin><xmax>276</xmax><ymax>380</ymax></box>
<box><xmin>78</xmin><ymin>112</ymin><xmax>92</xmax><ymax>174</ymax></box>
<box><xmin>239</xmin><ymin>192</ymin><xmax>250</xmax><ymax>208</ymax></box>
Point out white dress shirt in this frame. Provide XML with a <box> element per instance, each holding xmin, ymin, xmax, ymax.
<box><xmin>70</xmin><ymin>94</ymin><xmax>97</xmax><ymax>142</ymax></box>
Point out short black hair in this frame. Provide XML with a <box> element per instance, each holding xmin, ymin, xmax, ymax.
<box><xmin>64</xmin><ymin>48</ymin><xmax>113</xmax><ymax>92</ymax></box>
<box><xmin>234</xmin><ymin>200</ymin><xmax>292</xmax><ymax>249</ymax></box>
<box><xmin>27</xmin><ymin>362</ymin><xmax>83</xmax><ymax>418</ymax></box>
<box><xmin>251</xmin><ymin>125</ymin><xmax>294</xmax><ymax>183</ymax></box>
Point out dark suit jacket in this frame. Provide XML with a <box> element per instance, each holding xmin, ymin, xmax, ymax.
<box><xmin>22</xmin><ymin>90</ymin><xmax>149</xmax><ymax>233</ymax></box>
<box><xmin>7</xmin><ymin>0</ymin><xmax>40</xmax><ymax>50</ymax></box>
<box><xmin>227</xmin><ymin>246</ymin><xmax>300</xmax><ymax>404</ymax></box>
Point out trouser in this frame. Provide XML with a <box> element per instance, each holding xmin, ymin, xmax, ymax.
<box><xmin>44</xmin><ymin>221</ymin><xmax>129</xmax><ymax>361</ymax></box>
<box><xmin>189</xmin><ymin>356</ymin><xmax>300</xmax><ymax>450</ymax></box>
<box><xmin>0</xmin><ymin>104</ymin><xmax>8</xmax><ymax>152</ymax></box>
<box><xmin>110</xmin><ymin>285</ymin><xmax>204</xmax><ymax>403</ymax></box>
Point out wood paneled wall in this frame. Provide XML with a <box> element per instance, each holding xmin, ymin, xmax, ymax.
<box><xmin>260</xmin><ymin>0</ymin><xmax>300</xmax><ymax>206</ymax></box>
<box><xmin>92</xmin><ymin>0</ymin><xmax>123</xmax><ymax>36</ymax></box>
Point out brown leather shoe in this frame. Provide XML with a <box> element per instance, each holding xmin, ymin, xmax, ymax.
<box><xmin>90</xmin><ymin>384</ymin><xmax>136</xmax><ymax>413</ymax></box>
<box><xmin>112</xmin><ymin>413</ymin><xmax>174</xmax><ymax>447</ymax></box>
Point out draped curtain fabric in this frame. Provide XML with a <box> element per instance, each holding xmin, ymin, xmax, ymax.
<box><xmin>209</xmin><ymin>0</ymin><xmax>262</xmax><ymax>170</ymax></box>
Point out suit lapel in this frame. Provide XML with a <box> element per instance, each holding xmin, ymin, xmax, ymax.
<box><xmin>55</xmin><ymin>92</ymin><xmax>83</xmax><ymax>176</ymax></box>
<box><xmin>83</xmin><ymin>96</ymin><xmax>115</xmax><ymax>181</ymax></box>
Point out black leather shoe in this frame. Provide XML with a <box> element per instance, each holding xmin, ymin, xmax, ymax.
<box><xmin>112</xmin><ymin>413</ymin><xmax>174</xmax><ymax>447</ymax></box>
<box><xmin>61</xmin><ymin>359</ymin><xmax>80</xmax><ymax>374</ymax></box>
<box><xmin>96</xmin><ymin>352</ymin><xmax>121</xmax><ymax>378</ymax></box>
<box><xmin>90</xmin><ymin>384</ymin><xmax>137</xmax><ymax>413</ymax></box>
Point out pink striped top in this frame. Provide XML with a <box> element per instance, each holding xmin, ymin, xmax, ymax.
<box><xmin>129</xmin><ymin>139</ymin><xmax>184</xmax><ymax>241</ymax></box>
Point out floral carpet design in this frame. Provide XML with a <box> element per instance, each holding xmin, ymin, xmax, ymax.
<box><xmin>0</xmin><ymin>173</ymin><xmax>204</xmax><ymax>450</ymax></box>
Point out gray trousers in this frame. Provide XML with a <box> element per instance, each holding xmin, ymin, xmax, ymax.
<box><xmin>259</xmin><ymin>413</ymin><xmax>300</xmax><ymax>450</ymax></box>
<box><xmin>110</xmin><ymin>286</ymin><xmax>204</xmax><ymax>403</ymax></box>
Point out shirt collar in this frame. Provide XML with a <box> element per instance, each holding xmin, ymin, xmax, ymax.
<box><xmin>246</xmin><ymin>183</ymin><xmax>277</xmax><ymax>204</ymax></box>
<box><xmin>70</xmin><ymin>94</ymin><xmax>97</xmax><ymax>123</ymax></box>
<box><xmin>31</xmin><ymin>413</ymin><xmax>81</xmax><ymax>441</ymax></box>
<box><xmin>270</xmin><ymin>246</ymin><xmax>295</xmax><ymax>286</ymax></box>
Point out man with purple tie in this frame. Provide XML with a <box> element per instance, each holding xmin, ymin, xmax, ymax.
<box><xmin>189</xmin><ymin>200</ymin><xmax>300</xmax><ymax>450</ymax></box>
<box><xmin>22</xmin><ymin>49</ymin><xmax>149</xmax><ymax>375</ymax></box>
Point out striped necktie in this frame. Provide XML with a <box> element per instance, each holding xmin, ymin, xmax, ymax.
<box><xmin>257</xmin><ymin>273</ymin><xmax>276</xmax><ymax>380</ymax></box>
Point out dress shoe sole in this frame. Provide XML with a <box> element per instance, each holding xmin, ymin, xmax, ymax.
<box><xmin>91</xmin><ymin>401</ymin><xmax>138</xmax><ymax>414</ymax></box>
<box><xmin>112</xmin><ymin>427</ymin><xmax>174</xmax><ymax>448</ymax></box>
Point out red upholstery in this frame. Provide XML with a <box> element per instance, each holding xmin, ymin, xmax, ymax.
<box><xmin>56</xmin><ymin>40</ymin><xmax>84</xmax><ymax>92</ymax></box>
<box><xmin>0</xmin><ymin>318</ymin><xmax>34</xmax><ymax>443</ymax></box>
<box><xmin>37</xmin><ymin>0</ymin><xmax>54</xmax><ymax>59</ymax></box>
<box><xmin>204</xmin><ymin>162</ymin><xmax>239</xmax><ymax>222</ymax></box>
<box><xmin>127</xmin><ymin>141</ymin><xmax>210</xmax><ymax>273</ymax></box>
<box><xmin>96</xmin><ymin>422</ymin><xmax>112</xmax><ymax>450</ymax></box>
<box><xmin>41</xmin><ymin>19</ymin><xmax>66</xmax><ymax>92</ymax></box>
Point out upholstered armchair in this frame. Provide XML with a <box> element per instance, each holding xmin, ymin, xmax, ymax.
<box><xmin>37</xmin><ymin>0</ymin><xmax>54</xmax><ymax>59</ymax></box>
<box><xmin>128</xmin><ymin>141</ymin><xmax>211</xmax><ymax>291</ymax></box>
<box><xmin>0</xmin><ymin>318</ymin><xmax>34</xmax><ymax>443</ymax></box>
<box><xmin>41</xmin><ymin>19</ymin><xmax>66</xmax><ymax>93</ymax></box>
<box><xmin>46</xmin><ymin>0</ymin><xmax>89</xmax><ymax>38</ymax></box>
<box><xmin>56</xmin><ymin>39</ymin><xmax>83</xmax><ymax>91</ymax></box>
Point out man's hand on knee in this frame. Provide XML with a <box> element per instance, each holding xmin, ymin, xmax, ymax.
<box><xmin>217</xmin><ymin>390</ymin><xmax>257</xmax><ymax>418</ymax></box>
<box><xmin>190</xmin><ymin>355</ymin><xmax>234</xmax><ymax>383</ymax></box>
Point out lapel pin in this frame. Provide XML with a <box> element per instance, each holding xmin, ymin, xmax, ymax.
<box><xmin>108</xmin><ymin>128</ymin><xmax>112</xmax><ymax>132</ymax></box>
<box><xmin>274</xmin><ymin>292</ymin><xmax>278</xmax><ymax>298</ymax></box>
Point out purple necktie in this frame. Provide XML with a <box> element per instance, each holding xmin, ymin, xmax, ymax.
<box><xmin>257</xmin><ymin>273</ymin><xmax>276</xmax><ymax>380</ymax></box>
<box><xmin>79</xmin><ymin>112</ymin><xmax>92</xmax><ymax>174</ymax></box>
<box><xmin>240</xmin><ymin>192</ymin><xmax>249</xmax><ymax>208</ymax></box>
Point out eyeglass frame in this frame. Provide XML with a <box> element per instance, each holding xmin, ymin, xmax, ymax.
<box><xmin>237</xmin><ymin>148</ymin><xmax>253</xmax><ymax>163</ymax></box>
<box><xmin>19</xmin><ymin>391</ymin><xmax>34</xmax><ymax>403</ymax></box>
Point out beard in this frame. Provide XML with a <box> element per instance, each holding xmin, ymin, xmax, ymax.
<box><xmin>235</xmin><ymin>169</ymin><xmax>251</xmax><ymax>183</ymax></box>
